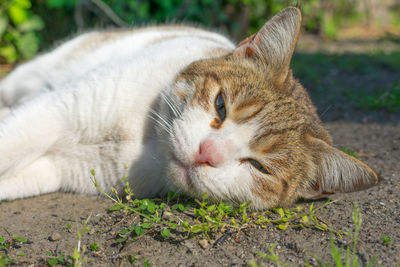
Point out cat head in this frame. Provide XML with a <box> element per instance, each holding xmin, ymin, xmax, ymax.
<box><xmin>163</xmin><ymin>7</ymin><xmax>379</xmax><ymax>210</ymax></box>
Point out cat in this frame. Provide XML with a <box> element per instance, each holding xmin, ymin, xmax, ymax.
<box><xmin>0</xmin><ymin>7</ymin><xmax>379</xmax><ymax>210</ymax></box>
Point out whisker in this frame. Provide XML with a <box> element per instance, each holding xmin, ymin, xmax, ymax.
<box><xmin>160</xmin><ymin>92</ymin><xmax>181</xmax><ymax>118</ymax></box>
<box><xmin>149</xmin><ymin>108</ymin><xmax>173</xmax><ymax>127</ymax></box>
<box><xmin>147</xmin><ymin>113</ymin><xmax>172</xmax><ymax>135</ymax></box>
<box><xmin>319</xmin><ymin>104</ymin><xmax>333</xmax><ymax>119</ymax></box>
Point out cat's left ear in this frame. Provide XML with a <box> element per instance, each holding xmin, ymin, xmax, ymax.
<box><xmin>233</xmin><ymin>7</ymin><xmax>301</xmax><ymax>88</ymax></box>
<box><xmin>298</xmin><ymin>135</ymin><xmax>380</xmax><ymax>200</ymax></box>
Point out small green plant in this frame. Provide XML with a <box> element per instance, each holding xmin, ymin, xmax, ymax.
<box><xmin>46</xmin><ymin>251</ymin><xmax>66</xmax><ymax>266</ymax></box>
<box><xmin>381</xmin><ymin>236</ymin><xmax>391</xmax><ymax>245</ymax></box>
<box><xmin>252</xmin><ymin>204</ymin><xmax>378</xmax><ymax>267</ymax></box>
<box><xmin>255</xmin><ymin>201</ymin><xmax>335</xmax><ymax>233</ymax></box>
<box><xmin>0</xmin><ymin>253</ymin><xmax>13</xmax><ymax>267</ymax></box>
<box><xmin>0</xmin><ymin>236</ymin><xmax>17</xmax><ymax>266</ymax></box>
<box><xmin>188</xmin><ymin>194</ymin><xmax>250</xmax><ymax>240</ymax></box>
<box><xmin>46</xmin><ymin>217</ymin><xmax>91</xmax><ymax>266</ymax></box>
<box><xmin>127</xmin><ymin>255</ymin><xmax>137</xmax><ymax>263</ymax></box>
<box><xmin>89</xmin><ymin>242</ymin><xmax>99</xmax><ymax>251</ymax></box>
<box><xmin>68</xmin><ymin>216</ymin><xmax>92</xmax><ymax>267</ymax></box>
<box><xmin>342</xmin><ymin>147</ymin><xmax>359</xmax><ymax>159</ymax></box>
<box><xmin>250</xmin><ymin>243</ymin><xmax>288</xmax><ymax>267</ymax></box>
<box><xmin>65</xmin><ymin>222</ymin><xmax>72</xmax><ymax>230</ymax></box>
<box><xmin>91</xmin><ymin>170</ymin><xmax>192</xmax><ymax>242</ymax></box>
<box><xmin>12</xmin><ymin>235</ymin><xmax>27</xmax><ymax>243</ymax></box>
<box><xmin>0</xmin><ymin>237</ymin><xmax>10</xmax><ymax>250</ymax></box>
<box><xmin>315</xmin><ymin>203</ymin><xmax>376</xmax><ymax>267</ymax></box>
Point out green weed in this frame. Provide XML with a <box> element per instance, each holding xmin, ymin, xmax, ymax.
<box><xmin>12</xmin><ymin>235</ymin><xmax>27</xmax><ymax>243</ymax></box>
<box><xmin>342</xmin><ymin>147</ymin><xmax>359</xmax><ymax>159</ymax></box>
<box><xmin>0</xmin><ymin>235</ymin><xmax>28</xmax><ymax>266</ymax></box>
<box><xmin>45</xmin><ymin>251</ymin><xmax>66</xmax><ymax>266</ymax></box>
<box><xmin>89</xmin><ymin>242</ymin><xmax>99</xmax><ymax>251</ymax></box>
<box><xmin>0</xmin><ymin>235</ymin><xmax>28</xmax><ymax>267</ymax></box>
<box><xmin>65</xmin><ymin>222</ymin><xmax>72</xmax><ymax>230</ymax></box>
<box><xmin>45</xmin><ymin>216</ymin><xmax>91</xmax><ymax>266</ymax></box>
<box><xmin>0</xmin><ymin>238</ymin><xmax>12</xmax><ymax>267</ymax></box>
<box><xmin>255</xmin><ymin>201</ymin><xmax>335</xmax><ymax>233</ymax></box>
<box><xmin>68</xmin><ymin>215</ymin><xmax>92</xmax><ymax>267</ymax></box>
<box><xmin>0</xmin><ymin>253</ymin><xmax>13</xmax><ymax>267</ymax></box>
<box><xmin>250</xmin><ymin>244</ymin><xmax>289</xmax><ymax>267</ymax></box>
<box><xmin>91</xmin><ymin>170</ymin><xmax>335</xmax><ymax>245</ymax></box>
<box><xmin>381</xmin><ymin>236</ymin><xmax>391</xmax><ymax>245</ymax></box>
<box><xmin>251</xmin><ymin>204</ymin><xmax>377</xmax><ymax>267</ymax></box>
<box><xmin>0</xmin><ymin>237</ymin><xmax>9</xmax><ymax>251</ymax></box>
<box><xmin>316</xmin><ymin>203</ymin><xmax>376</xmax><ymax>267</ymax></box>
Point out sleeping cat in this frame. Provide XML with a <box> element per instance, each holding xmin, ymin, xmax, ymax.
<box><xmin>0</xmin><ymin>7</ymin><xmax>379</xmax><ymax>210</ymax></box>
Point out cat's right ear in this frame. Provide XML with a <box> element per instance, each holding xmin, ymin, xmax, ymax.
<box><xmin>233</xmin><ymin>7</ymin><xmax>302</xmax><ymax>88</ymax></box>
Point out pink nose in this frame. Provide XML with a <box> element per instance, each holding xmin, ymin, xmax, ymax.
<box><xmin>194</xmin><ymin>139</ymin><xmax>225</xmax><ymax>167</ymax></box>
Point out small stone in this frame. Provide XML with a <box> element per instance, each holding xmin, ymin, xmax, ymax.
<box><xmin>199</xmin><ymin>239</ymin><xmax>209</xmax><ymax>249</ymax></box>
<box><xmin>379</xmin><ymin>202</ymin><xmax>385</xmax><ymax>206</ymax></box>
<box><xmin>276</xmin><ymin>245</ymin><xmax>281</xmax><ymax>249</ymax></box>
<box><xmin>49</xmin><ymin>232</ymin><xmax>62</xmax><ymax>241</ymax></box>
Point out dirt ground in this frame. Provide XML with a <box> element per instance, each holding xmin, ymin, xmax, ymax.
<box><xmin>0</xmin><ymin>37</ymin><xmax>399</xmax><ymax>266</ymax></box>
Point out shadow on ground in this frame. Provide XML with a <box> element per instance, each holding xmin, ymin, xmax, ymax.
<box><xmin>292</xmin><ymin>50</ymin><xmax>400</xmax><ymax>123</ymax></box>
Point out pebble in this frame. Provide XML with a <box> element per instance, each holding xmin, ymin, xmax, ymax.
<box><xmin>276</xmin><ymin>245</ymin><xmax>281</xmax><ymax>249</ymax></box>
<box><xmin>379</xmin><ymin>202</ymin><xmax>385</xmax><ymax>206</ymax></box>
<box><xmin>199</xmin><ymin>239</ymin><xmax>209</xmax><ymax>249</ymax></box>
<box><xmin>49</xmin><ymin>232</ymin><xmax>62</xmax><ymax>241</ymax></box>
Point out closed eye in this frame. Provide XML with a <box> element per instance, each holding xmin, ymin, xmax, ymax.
<box><xmin>248</xmin><ymin>158</ymin><xmax>270</xmax><ymax>175</ymax></box>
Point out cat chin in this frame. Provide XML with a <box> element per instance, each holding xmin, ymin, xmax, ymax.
<box><xmin>168</xmin><ymin>159</ymin><xmax>192</xmax><ymax>189</ymax></box>
<box><xmin>168</xmin><ymin>156</ymin><xmax>213</xmax><ymax>198</ymax></box>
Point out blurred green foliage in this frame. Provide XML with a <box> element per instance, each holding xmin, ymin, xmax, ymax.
<box><xmin>0</xmin><ymin>0</ymin><xmax>399</xmax><ymax>64</ymax></box>
<box><xmin>0</xmin><ymin>0</ymin><xmax>44</xmax><ymax>63</ymax></box>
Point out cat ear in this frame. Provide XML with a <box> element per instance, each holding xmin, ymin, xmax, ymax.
<box><xmin>299</xmin><ymin>136</ymin><xmax>380</xmax><ymax>199</ymax></box>
<box><xmin>233</xmin><ymin>7</ymin><xmax>302</xmax><ymax>87</ymax></box>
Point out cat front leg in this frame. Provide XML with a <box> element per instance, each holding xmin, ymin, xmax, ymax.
<box><xmin>0</xmin><ymin>156</ymin><xmax>60</xmax><ymax>200</ymax></box>
<box><xmin>0</xmin><ymin>93</ymin><xmax>64</xmax><ymax>180</ymax></box>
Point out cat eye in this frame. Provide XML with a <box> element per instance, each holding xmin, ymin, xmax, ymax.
<box><xmin>215</xmin><ymin>92</ymin><xmax>226</xmax><ymax>121</ymax></box>
<box><xmin>248</xmin><ymin>159</ymin><xmax>269</xmax><ymax>175</ymax></box>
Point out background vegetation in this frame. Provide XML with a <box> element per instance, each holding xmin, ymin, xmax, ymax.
<box><xmin>1</xmin><ymin>0</ymin><xmax>399</xmax><ymax>64</ymax></box>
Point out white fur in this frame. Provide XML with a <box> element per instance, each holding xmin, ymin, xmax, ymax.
<box><xmin>0</xmin><ymin>26</ymin><xmax>240</xmax><ymax>200</ymax></box>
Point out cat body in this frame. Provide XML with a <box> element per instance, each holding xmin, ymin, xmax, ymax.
<box><xmin>0</xmin><ymin>26</ymin><xmax>234</xmax><ymax>199</ymax></box>
<box><xmin>0</xmin><ymin>8</ymin><xmax>379</xmax><ymax>210</ymax></box>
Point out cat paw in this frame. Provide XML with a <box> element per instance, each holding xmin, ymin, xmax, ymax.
<box><xmin>0</xmin><ymin>68</ymin><xmax>47</xmax><ymax>108</ymax></box>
